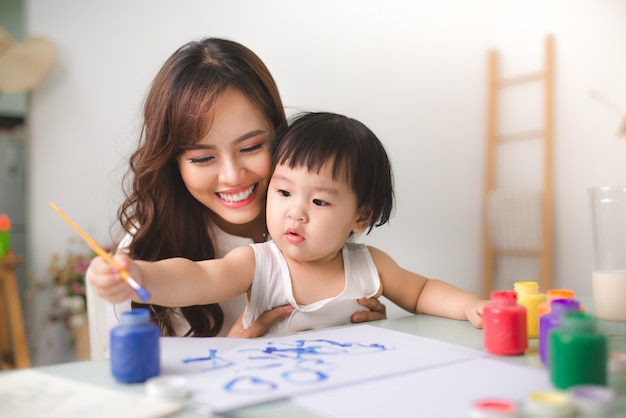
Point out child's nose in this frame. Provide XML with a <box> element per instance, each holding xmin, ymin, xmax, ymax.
<box><xmin>288</xmin><ymin>207</ymin><xmax>307</xmax><ymax>223</ymax></box>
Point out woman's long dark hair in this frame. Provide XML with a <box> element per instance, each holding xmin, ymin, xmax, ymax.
<box><xmin>118</xmin><ymin>38</ymin><xmax>286</xmax><ymax>336</ymax></box>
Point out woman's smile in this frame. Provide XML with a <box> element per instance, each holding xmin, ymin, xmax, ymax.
<box><xmin>217</xmin><ymin>184</ymin><xmax>258</xmax><ymax>208</ymax></box>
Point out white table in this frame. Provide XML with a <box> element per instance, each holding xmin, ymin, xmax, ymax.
<box><xmin>14</xmin><ymin>309</ymin><xmax>626</xmax><ymax>417</ymax></box>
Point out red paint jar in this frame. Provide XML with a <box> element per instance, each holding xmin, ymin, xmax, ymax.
<box><xmin>483</xmin><ymin>290</ymin><xmax>528</xmax><ymax>356</ymax></box>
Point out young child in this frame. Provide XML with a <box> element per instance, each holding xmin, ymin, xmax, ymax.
<box><xmin>88</xmin><ymin>112</ymin><xmax>488</xmax><ymax>335</ymax></box>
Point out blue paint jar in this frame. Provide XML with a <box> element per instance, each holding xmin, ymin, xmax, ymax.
<box><xmin>110</xmin><ymin>308</ymin><xmax>160</xmax><ymax>383</ymax></box>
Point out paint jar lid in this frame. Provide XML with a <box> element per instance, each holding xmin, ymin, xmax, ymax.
<box><xmin>120</xmin><ymin>308</ymin><xmax>151</xmax><ymax>325</ymax></box>
<box><xmin>568</xmin><ymin>385</ymin><xmax>616</xmax><ymax>417</ymax></box>
<box><xmin>514</xmin><ymin>281</ymin><xmax>539</xmax><ymax>294</ymax></box>
<box><xmin>546</xmin><ymin>289</ymin><xmax>575</xmax><ymax>301</ymax></box>
<box><xmin>490</xmin><ymin>290</ymin><xmax>518</xmax><ymax>304</ymax></box>
<box><xmin>146</xmin><ymin>375</ymin><xmax>190</xmax><ymax>400</ymax></box>
<box><xmin>522</xmin><ymin>390</ymin><xmax>574</xmax><ymax>417</ymax></box>
<box><xmin>468</xmin><ymin>399</ymin><xmax>518</xmax><ymax>417</ymax></box>
<box><xmin>560</xmin><ymin>311</ymin><xmax>595</xmax><ymax>332</ymax></box>
<box><xmin>550</xmin><ymin>299</ymin><xmax>581</xmax><ymax>314</ymax></box>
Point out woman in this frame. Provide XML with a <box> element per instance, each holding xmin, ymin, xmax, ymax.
<box><xmin>88</xmin><ymin>38</ymin><xmax>386</xmax><ymax>358</ymax></box>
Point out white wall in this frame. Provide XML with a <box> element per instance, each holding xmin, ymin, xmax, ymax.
<box><xmin>23</xmin><ymin>0</ymin><xmax>626</xmax><ymax>363</ymax></box>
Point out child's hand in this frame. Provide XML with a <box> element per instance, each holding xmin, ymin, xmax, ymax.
<box><xmin>465</xmin><ymin>298</ymin><xmax>489</xmax><ymax>329</ymax></box>
<box><xmin>86</xmin><ymin>253</ymin><xmax>138</xmax><ymax>303</ymax></box>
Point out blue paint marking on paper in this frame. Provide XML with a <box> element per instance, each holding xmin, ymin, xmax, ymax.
<box><xmin>282</xmin><ymin>367</ymin><xmax>328</xmax><ymax>385</ymax></box>
<box><xmin>182</xmin><ymin>348</ymin><xmax>219</xmax><ymax>363</ymax></box>
<box><xmin>182</xmin><ymin>349</ymin><xmax>235</xmax><ymax>372</ymax></box>
<box><xmin>243</xmin><ymin>339</ymin><xmax>390</xmax><ymax>360</ymax></box>
<box><xmin>224</xmin><ymin>376</ymin><xmax>278</xmax><ymax>395</ymax></box>
<box><xmin>180</xmin><ymin>338</ymin><xmax>394</xmax><ymax>395</ymax></box>
<box><xmin>216</xmin><ymin>338</ymin><xmax>393</xmax><ymax>394</ymax></box>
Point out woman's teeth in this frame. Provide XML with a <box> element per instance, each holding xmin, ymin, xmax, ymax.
<box><xmin>218</xmin><ymin>185</ymin><xmax>255</xmax><ymax>202</ymax></box>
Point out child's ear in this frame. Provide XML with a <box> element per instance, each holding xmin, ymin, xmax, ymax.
<box><xmin>352</xmin><ymin>212</ymin><xmax>371</xmax><ymax>234</ymax></box>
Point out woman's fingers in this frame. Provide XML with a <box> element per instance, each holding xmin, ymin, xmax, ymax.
<box><xmin>351</xmin><ymin>297</ymin><xmax>387</xmax><ymax>323</ymax></box>
<box><xmin>227</xmin><ymin>304</ymin><xmax>294</xmax><ymax>338</ymax></box>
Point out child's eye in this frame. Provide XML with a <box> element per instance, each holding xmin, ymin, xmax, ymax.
<box><xmin>278</xmin><ymin>189</ymin><xmax>291</xmax><ymax>197</ymax></box>
<box><xmin>241</xmin><ymin>143</ymin><xmax>264</xmax><ymax>154</ymax></box>
<box><xmin>313</xmin><ymin>199</ymin><xmax>329</xmax><ymax>206</ymax></box>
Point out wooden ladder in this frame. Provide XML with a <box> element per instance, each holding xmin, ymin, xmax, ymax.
<box><xmin>482</xmin><ymin>36</ymin><xmax>554</xmax><ymax>297</ymax></box>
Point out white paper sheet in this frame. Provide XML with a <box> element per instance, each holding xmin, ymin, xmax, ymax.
<box><xmin>292</xmin><ymin>357</ymin><xmax>553</xmax><ymax>418</ymax></box>
<box><xmin>159</xmin><ymin>324</ymin><xmax>484</xmax><ymax>412</ymax></box>
<box><xmin>0</xmin><ymin>369</ymin><xmax>182</xmax><ymax>418</ymax></box>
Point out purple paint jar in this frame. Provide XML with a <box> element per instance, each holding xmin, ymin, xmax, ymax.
<box><xmin>539</xmin><ymin>298</ymin><xmax>581</xmax><ymax>365</ymax></box>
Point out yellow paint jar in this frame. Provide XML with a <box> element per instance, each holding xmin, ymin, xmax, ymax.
<box><xmin>514</xmin><ymin>281</ymin><xmax>546</xmax><ymax>339</ymax></box>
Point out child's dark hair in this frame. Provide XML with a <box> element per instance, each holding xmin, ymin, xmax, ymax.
<box><xmin>273</xmin><ymin>112</ymin><xmax>394</xmax><ymax>233</ymax></box>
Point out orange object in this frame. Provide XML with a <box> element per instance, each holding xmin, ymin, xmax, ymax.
<box><xmin>0</xmin><ymin>213</ymin><xmax>11</xmax><ymax>258</ymax></box>
<box><xmin>0</xmin><ymin>214</ymin><xmax>10</xmax><ymax>230</ymax></box>
<box><xmin>538</xmin><ymin>289</ymin><xmax>577</xmax><ymax>317</ymax></box>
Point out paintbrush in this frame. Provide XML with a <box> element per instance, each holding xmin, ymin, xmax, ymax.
<box><xmin>49</xmin><ymin>202</ymin><xmax>151</xmax><ymax>302</ymax></box>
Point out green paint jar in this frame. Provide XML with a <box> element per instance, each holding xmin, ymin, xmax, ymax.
<box><xmin>549</xmin><ymin>311</ymin><xmax>607</xmax><ymax>389</ymax></box>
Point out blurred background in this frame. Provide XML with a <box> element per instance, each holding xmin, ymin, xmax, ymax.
<box><xmin>1</xmin><ymin>0</ymin><xmax>624</xmax><ymax>365</ymax></box>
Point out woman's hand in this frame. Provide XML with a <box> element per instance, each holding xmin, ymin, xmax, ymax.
<box><xmin>351</xmin><ymin>297</ymin><xmax>387</xmax><ymax>323</ymax></box>
<box><xmin>227</xmin><ymin>297</ymin><xmax>387</xmax><ymax>337</ymax></box>
<box><xmin>86</xmin><ymin>254</ymin><xmax>137</xmax><ymax>303</ymax></box>
<box><xmin>227</xmin><ymin>304</ymin><xmax>295</xmax><ymax>338</ymax></box>
<box><xmin>465</xmin><ymin>299</ymin><xmax>488</xmax><ymax>328</ymax></box>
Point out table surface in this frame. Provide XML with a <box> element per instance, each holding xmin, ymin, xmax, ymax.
<box><xmin>16</xmin><ymin>308</ymin><xmax>626</xmax><ymax>418</ymax></box>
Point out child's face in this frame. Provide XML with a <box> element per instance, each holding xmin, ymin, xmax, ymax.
<box><xmin>266</xmin><ymin>161</ymin><xmax>365</xmax><ymax>262</ymax></box>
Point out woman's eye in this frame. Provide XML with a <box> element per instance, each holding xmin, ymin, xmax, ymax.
<box><xmin>241</xmin><ymin>143</ymin><xmax>264</xmax><ymax>154</ymax></box>
<box><xmin>189</xmin><ymin>156</ymin><xmax>214</xmax><ymax>164</ymax></box>
<box><xmin>278</xmin><ymin>189</ymin><xmax>290</xmax><ymax>197</ymax></box>
<box><xmin>313</xmin><ymin>199</ymin><xmax>329</xmax><ymax>206</ymax></box>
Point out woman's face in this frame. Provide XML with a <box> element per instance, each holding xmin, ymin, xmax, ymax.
<box><xmin>177</xmin><ymin>89</ymin><xmax>272</xmax><ymax>232</ymax></box>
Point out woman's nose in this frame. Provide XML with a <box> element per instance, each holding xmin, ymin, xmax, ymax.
<box><xmin>218</xmin><ymin>158</ymin><xmax>242</xmax><ymax>184</ymax></box>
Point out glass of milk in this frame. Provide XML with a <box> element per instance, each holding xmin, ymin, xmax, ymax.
<box><xmin>589</xmin><ymin>186</ymin><xmax>626</xmax><ymax>323</ymax></box>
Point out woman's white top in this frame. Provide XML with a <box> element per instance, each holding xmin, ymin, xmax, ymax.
<box><xmin>242</xmin><ymin>241</ymin><xmax>381</xmax><ymax>336</ymax></box>
<box><xmin>87</xmin><ymin>222</ymin><xmax>249</xmax><ymax>359</ymax></box>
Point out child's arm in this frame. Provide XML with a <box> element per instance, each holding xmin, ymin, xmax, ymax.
<box><xmin>86</xmin><ymin>246</ymin><xmax>256</xmax><ymax>307</ymax></box>
<box><xmin>369</xmin><ymin>246</ymin><xmax>488</xmax><ymax>328</ymax></box>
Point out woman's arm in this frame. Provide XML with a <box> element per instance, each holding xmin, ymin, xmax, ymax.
<box><xmin>369</xmin><ymin>246</ymin><xmax>488</xmax><ymax>328</ymax></box>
